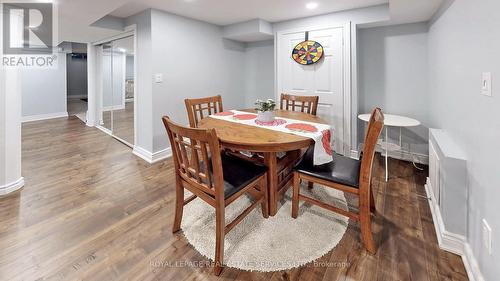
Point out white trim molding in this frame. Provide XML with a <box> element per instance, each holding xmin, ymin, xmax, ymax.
<box><xmin>133</xmin><ymin>146</ymin><xmax>172</xmax><ymax>164</ymax></box>
<box><xmin>379</xmin><ymin>147</ymin><xmax>428</xmax><ymax>165</ymax></box>
<box><xmin>462</xmin><ymin>243</ymin><xmax>485</xmax><ymax>281</ymax></box>
<box><xmin>67</xmin><ymin>95</ymin><xmax>88</xmax><ymax>99</ymax></box>
<box><xmin>22</xmin><ymin>112</ymin><xmax>68</xmax><ymax>123</ymax></box>
<box><xmin>349</xmin><ymin>148</ymin><xmax>429</xmax><ymax>164</ymax></box>
<box><xmin>0</xmin><ymin>177</ymin><xmax>24</xmax><ymax>196</ymax></box>
<box><xmin>102</xmin><ymin>105</ymin><xmax>125</xmax><ymax>112</ymax></box>
<box><xmin>425</xmin><ymin>179</ymin><xmax>485</xmax><ymax>281</ymax></box>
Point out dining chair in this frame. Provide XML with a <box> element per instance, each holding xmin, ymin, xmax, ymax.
<box><xmin>162</xmin><ymin>116</ymin><xmax>269</xmax><ymax>275</ymax></box>
<box><xmin>291</xmin><ymin>108</ymin><xmax>384</xmax><ymax>254</ymax></box>
<box><xmin>280</xmin><ymin>93</ymin><xmax>320</xmax><ymax>116</ymax></box>
<box><xmin>185</xmin><ymin>95</ymin><xmax>224</xmax><ymax>128</ymax></box>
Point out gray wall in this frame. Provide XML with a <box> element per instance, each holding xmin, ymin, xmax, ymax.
<box><xmin>358</xmin><ymin>23</ymin><xmax>429</xmax><ymax>159</ymax></box>
<box><xmin>66</xmin><ymin>54</ymin><xmax>88</xmax><ymax>97</ymax></box>
<box><xmin>125</xmin><ymin>10</ymin><xmax>154</xmax><ymax>152</ymax></box>
<box><xmin>124</xmin><ymin>5</ymin><xmax>392</xmax><ymax>155</ymax></box>
<box><xmin>21</xmin><ymin>53</ymin><xmax>67</xmax><ymax>117</ymax></box>
<box><xmin>150</xmin><ymin>9</ymin><xmax>247</xmax><ymax>152</ymax></box>
<box><xmin>428</xmin><ymin>0</ymin><xmax>500</xmax><ymax>279</ymax></box>
<box><xmin>244</xmin><ymin>40</ymin><xmax>274</xmax><ymax>108</ymax></box>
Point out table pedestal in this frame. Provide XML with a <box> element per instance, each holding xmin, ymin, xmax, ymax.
<box><xmin>264</xmin><ymin>150</ymin><xmax>301</xmax><ymax>216</ymax></box>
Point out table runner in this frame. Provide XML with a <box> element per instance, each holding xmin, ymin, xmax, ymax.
<box><xmin>209</xmin><ymin>110</ymin><xmax>334</xmax><ymax>165</ymax></box>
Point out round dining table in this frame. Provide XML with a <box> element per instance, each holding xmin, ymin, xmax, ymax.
<box><xmin>199</xmin><ymin>109</ymin><xmax>328</xmax><ymax>216</ymax></box>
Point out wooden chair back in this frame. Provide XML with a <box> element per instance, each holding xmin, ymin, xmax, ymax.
<box><xmin>185</xmin><ymin>95</ymin><xmax>224</xmax><ymax>127</ymax></box>
<box><xmin>359</xmin><ymin>108</ymin><xmax>384</xmax><ymax>189</ymax></box>
<box><xmin>162</xmin><ymin>117</ymin><xmax>224</xmax><ymax>198</ymax></box>
<box><xmin>280</xmin><ymin>93</ymin><xmax>319</xmax><ymax>116</ymax></box>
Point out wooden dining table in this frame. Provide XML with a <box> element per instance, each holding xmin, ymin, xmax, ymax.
<box><xmin>199</xmin><ymin>109</ymin><xmax>328</xmax><ymax>216</ymax></box>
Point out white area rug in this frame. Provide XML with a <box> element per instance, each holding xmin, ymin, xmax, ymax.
<box><xmin>181</xmin><ymin>183</ymin><xmax>349</xmax><ymax>272</ymax></box>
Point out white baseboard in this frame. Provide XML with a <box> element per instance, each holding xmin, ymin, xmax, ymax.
<box><xmin>67</xmin><ymin>95</ymin><xmax>87</xmax><ymax>99</ymax></box>
<box><xmin>379</xmin><ymin>147</ymin><xmax>428</xmax><ymax>165</ymax></box>
<box><xmin>0</xmin><ymin>177</ymin><xmax>24</xmax><ymax>196</ymax></box>
<box><xmin>133</xmin><ymin>146</ymin><xmax>172</xmax><ymax>164</ymax></box>
<box><xmin>425</xmin><ymin>179</ymin><xmax>484</xmax><ymax>281</ymax></box>
<box><xmin>350</xmin><ymin>150</ymin><xmax>360</xmax><ymax>159</ymax></box>
<box><xmin>22</xmin><ymin>112</ymin><xmax>68</xmax><ymax>123</ymax></box>
<box><xmin>349</xmin><ymin>148</ymin><xmax>428</xmax><ymax>165</ymax></box>
<box><xmin>463</xmin><ymin>243</ymin><xmax>485</xmax><ymax>281</ymax></box>
<box><xmin>102</xmin><ymin>105</ymin><xmax>125</xmax><ymax>111</ymax></box>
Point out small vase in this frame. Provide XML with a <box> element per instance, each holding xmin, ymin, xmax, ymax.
<box><xmin>257</xmin><ymin>111</ymin><xmax>275</xmax><ymax>123</ymax></box>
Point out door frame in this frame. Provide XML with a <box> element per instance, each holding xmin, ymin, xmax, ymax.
<box><xmin>88</xmin><ymin>26</ymin><xmax>137</xmax><ymax>147</ymax></box>
<box><xmin>275</xmin><ymin>22</ymin><xmax>352</xmax><ymax>156</ymax></box>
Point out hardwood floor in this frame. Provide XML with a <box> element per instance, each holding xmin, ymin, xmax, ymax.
<box><xmin>0</xmin><ymin>117</ymin><xmax>468</xmax><ymax>281</ymax></box>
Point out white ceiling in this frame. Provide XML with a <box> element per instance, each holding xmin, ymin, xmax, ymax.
<box><xmin>55</xmin><ymin>0</ymin><xmax>444</xmax><ymax>43</ymax></box>
<box><xmin>389</xmin><ymin>0</ymin><xmax>444</xmax><ymax>25</ymax></box>
<box><xmin>109</xmin><ymin>0</ymin><xmax>389</xmax><ymax>26</ymax></box>
<box><xmin>56</xmin><ymin>0</ymin><xmax>127</xmax><ymax>43</ymax></box>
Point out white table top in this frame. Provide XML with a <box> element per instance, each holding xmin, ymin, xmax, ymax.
<box><xmin>358</xmin><ymin>113</ymin><xmax>420</xmax><ymax>127</ymax></box>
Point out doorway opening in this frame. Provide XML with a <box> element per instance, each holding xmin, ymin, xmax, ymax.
<box><xmin>66</xmin><ymin>42</ymin><xmax>88</xmax><ymax>122</ymax></box>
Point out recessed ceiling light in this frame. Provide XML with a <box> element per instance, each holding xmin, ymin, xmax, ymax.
<box><xmin>306</xmin><ymin>2</ymin><xmax>318</xmax><ymax>10</ymax></box>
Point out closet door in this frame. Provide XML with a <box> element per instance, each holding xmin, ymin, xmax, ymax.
<box><xmin>101</xmin><ymin>44</ymin><xmax>113</xmax><ymax>132</ymax></box>
<box><xmin>277</xmin><ymin>26</ymin><xmax>346</xmax><ymax>154</ymax></box>
<box><xmin>111</xmin><ymin>36</ymin><xmax>134</xmax><ymax>145</ymax></box>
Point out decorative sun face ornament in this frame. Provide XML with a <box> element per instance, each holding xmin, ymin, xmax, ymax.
<box><xmin>292</xmin><ymin>40</ymin><xmax>324</xmax><ymax>65</ymax></box>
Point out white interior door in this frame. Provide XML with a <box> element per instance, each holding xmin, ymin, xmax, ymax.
<box><xmin>277</xmin><ymin>25</ymin><xmax>347</xmax><ymax>155</ymax></box>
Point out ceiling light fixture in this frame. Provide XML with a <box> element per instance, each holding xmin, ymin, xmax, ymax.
<box><xmin>306</xmin><ymin>2</ymin><xmax>318</xmax><ymax>10</ymax></box>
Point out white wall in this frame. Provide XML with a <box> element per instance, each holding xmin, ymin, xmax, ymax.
<box><xmin>0</xmin><ymin>68</ymin><xmax>23</xmax><ymax>195</ymax></box>
<box><xmin>358</xmin><ymin>23</ymin><xmax>429</xmax><ymax>159</ymax></box>
<box><xmin>244</xmin><ymin>40</ymin><xmax>274</xmax><ymax>108</ymax></box>
<box><xmin>21</xmin><ymin>53</ymin><xmax>67</xmax><ymax>118</ymax></box>
<box><xmin>66</xmin><ymin>54</ymin><xmax>88</xmax><ymax>98</ymax></box>
<box><xmin>150</xmin><ymin>9</ymin><xmax>247</xmax><ymax>152</ymax></box>
<box><xmin>428</xmin><ymin>0</ymin><xmax>500</xmax><ymax>279</ymax></box>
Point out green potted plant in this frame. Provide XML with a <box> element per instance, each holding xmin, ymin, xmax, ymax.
<box><xmin>255</xmin><ymin>99</ymin><xmax>276</xmax><ymax>122</ymax></box>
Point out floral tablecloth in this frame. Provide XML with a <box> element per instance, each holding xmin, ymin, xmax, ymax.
<box><xmin>209</xmin><ymin>110</ymin><xmax>334</xmax><ymax>165</ymax></box>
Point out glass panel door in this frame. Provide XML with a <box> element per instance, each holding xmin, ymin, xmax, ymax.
<box><xmin>111</xmin><ymin>36</ymin><xmax>134</xmax><ymax>145</ymax></box>
<box><xmin>101</xmin><ymin>43</ymin><xmax>113</xmax><ymax>132</ymax></box>
<box><xmin>98</xmin><ymin>35</ymin><xmax>135</xmax><ymax>147</ymax></box>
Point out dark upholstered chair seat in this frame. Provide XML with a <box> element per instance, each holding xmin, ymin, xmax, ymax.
<box><xmin>295</xmin><ymin>152</ymin><xmax>361</xmax><ymax>188</ymax></box>
<box><xmin>220</xmin><ymin>153</ymin><xmax>267</xmax><ymax>198</ymax></box>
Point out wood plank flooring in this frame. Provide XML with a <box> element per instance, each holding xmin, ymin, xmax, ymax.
<box><xmin>0</xmin><ymin>117</ymin><xmax>468</xmax><ymax>281</ymax></box>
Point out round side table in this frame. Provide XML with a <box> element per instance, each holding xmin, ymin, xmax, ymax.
<box><xmin>358</xmin><ymin>114</ymin><xmax>421</xmax><ymax>182</ymax></box>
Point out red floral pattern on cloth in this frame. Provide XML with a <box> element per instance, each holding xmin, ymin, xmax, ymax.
<box><xmin>233</xmin><ymin>114</ymin><xmax>257</xmax><ymax>120</ymax></box>
<box><xmin>208</xmin><ymin>110</ymin><xmax>334</xmax><ymax>165</ymax></box>
<box><xmin>285</xmin><ymin>123</ymin><xmax>319</xmax><ymax>133</ymax></box>
<box><xmin>321</xmin><ymin>129</ymin><xmax>333</xmax><ymax>156</ymax></box>
<box><xmin>214</xmin><ymin>111</ymin><xmax>235</xmax><ymax>116</ymax></box>
<box><xmin>255</xmin><ymin>118</ymin><xmax>287</xmax><ymax>126</ymax></box>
